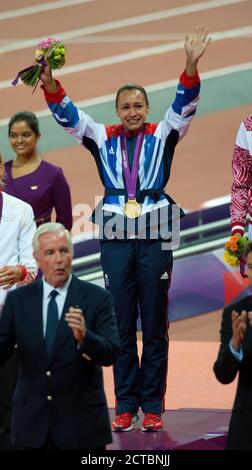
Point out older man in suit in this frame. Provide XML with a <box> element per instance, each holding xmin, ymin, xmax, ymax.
<box><xmin>0</xmin><ymin>222</ymin><xmax>120</xmax><ymax>450</ymax></box>
<box><xmin>214</xmin><ymin>241</ymin><xmax>252</xmax><ymax>450</ymax></box>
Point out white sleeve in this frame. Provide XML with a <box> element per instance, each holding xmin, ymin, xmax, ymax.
<box><xmin>47</xmin><ymin>95</ymin><xmax>105</xmax><ymax>147</ymax></box>
<box><xmin>17</xmin><ymin>204</ymin><xmax>37</xmax><ymax>283</ymax></box>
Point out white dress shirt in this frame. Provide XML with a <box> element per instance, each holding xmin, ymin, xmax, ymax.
<box><xmin>42</xmin><ymin>275</ymin><xmax>72</xmax><ymax>336</ymax></box>
<box><xmin>229</xmin><ymin>340</ymin><xmax>243</xmax><ymax>361</ymax></box>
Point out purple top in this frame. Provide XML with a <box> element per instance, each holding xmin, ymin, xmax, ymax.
<box><xmin>4</xmin><ymin>160</ymin><xmax>72</xmax><ymax>230</ymax></box>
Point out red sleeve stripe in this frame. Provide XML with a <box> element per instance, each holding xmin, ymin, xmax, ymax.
<box><xmin>179</xmin><ymin>70</ymin><xmax>200</xmax><ymax>88</ymax></box>
<box><xmin>41</xmin><ymin>80</ymin><xmax>66</xmax><ymax>103</ymax></box>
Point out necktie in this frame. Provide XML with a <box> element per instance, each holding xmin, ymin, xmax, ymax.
<box><xmin>45</xmin><ymin>290</ymin><xmax>59</xmax><ymax>356</ymax></box>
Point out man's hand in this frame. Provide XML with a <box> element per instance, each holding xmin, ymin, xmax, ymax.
<box><xmin>185</xmin><ymin>25</ymin><xmax>211</xmax><ymax>76</ymax></box>
<box><xmin>65</xmin><ymin>307</ymin><xmax>86</xmax><ymax>343</ymax></box>
<box><xmin>231</xmin><ymin>310</ymin><xmax>247</xmax><ymax>351</ymax></box>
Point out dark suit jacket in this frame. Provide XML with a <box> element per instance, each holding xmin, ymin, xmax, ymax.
<box><xmin>213</xmin><ymin>295</ymin><xmax>252</xmax><ymax>450</ymax></box>
<box><xmin>0</xmin><ymin>274</ymin><xmax>120</xmax><ymax>449</ymax></box>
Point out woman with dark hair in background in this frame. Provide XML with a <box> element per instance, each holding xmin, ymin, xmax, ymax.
<box><xmin>4</xmin><ymin>111</ymin><xmax>73</xmax><ymax>230</ymax></box>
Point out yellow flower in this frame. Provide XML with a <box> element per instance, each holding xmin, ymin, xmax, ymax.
<box><xmin>35</xmin><ymin>49</ymin><xmax>43</xmax><ymax>60</ymax></box>
<box><xmin>224</xmin><ymin>251</ymin><xmax>239</xmax><ymax>267</ymax></box>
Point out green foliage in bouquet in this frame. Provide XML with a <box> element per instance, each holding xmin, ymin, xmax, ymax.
<box><xmin>19</xmin><ymin>64</ymin><xmax>43</xmax><ymax>88</ymax></box>
<box><xmin>35</xmin><ymin>38</ymin><xmax>66</xmax><ymax>69</ymax></box>
<box><xmin>12</xmin><ymin>37</ymin><xmax>66</xmax><ymax>92</ymax></box>
<box><xmin>224</xmin><ymin>234</ymin><xmax>249</xmax><ymax>267</ymax></box>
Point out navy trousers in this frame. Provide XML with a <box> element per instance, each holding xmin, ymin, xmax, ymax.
<box><xmin>100</xmin><ymin>239</ymin><xmax>172</xmax><ymax>415</ymax></box>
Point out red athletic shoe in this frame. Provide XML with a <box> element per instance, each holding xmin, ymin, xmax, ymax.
<box><xmin>112</xmin><ymin>413</ymin><xmax>138</xmax><ymax>432</ymax></box>
<box><xmin>142</xmin><ymin>413</ymin><xmax>163</xmax><ymax>432</ymax></box>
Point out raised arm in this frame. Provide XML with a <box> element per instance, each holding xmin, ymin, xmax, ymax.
<box><xmin>184</xmin><ymin>25</ymin><xmax>211</xmax><ymax>76</ymax></box>
<box><xmin>162</xmin><ymin>25</ymin><xmax>211</xmax><ymax>141</ymax></box>
<box><xmin>39</xmin><ymin>59</ymin><xmax>57</xmax><ymax>93</ymax></box>
<box><xmin>39</xmin><ymin>60</ymin><xmax>104</xmax><ymax>146</ymax></box>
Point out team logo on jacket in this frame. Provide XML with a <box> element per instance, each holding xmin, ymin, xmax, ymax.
<box><xmin>108</xmin><ymin>146</ymin><xmax>115</xmax><ymax>155</ymax></box>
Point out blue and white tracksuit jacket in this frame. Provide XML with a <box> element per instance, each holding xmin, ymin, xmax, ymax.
<box><xmin>42</xmin><ymin>71</ymin><xmax>200</xmax><ymax>239</ymax></box>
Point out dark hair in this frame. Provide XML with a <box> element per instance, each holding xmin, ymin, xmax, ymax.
<box><xmin>244</xmin><ymin>241</ymin><xmax>252</xmax><ymax>258</ymax></box>
<box><xmin>8</xmin><ymin>111</ymin><xmax>40</xmax><ymax>137</ymax></box>
<box><xmin>115</xmin><ymin>83</ymin><xmax>149</xmax><ymax>108</ymax></box>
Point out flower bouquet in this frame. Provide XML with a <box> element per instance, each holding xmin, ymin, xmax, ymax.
<box><xmin>12</xmin><ymin>37</ymin><xmax>66</xmax><ymax>93</ymax></box>
<box><xmin>224</xmin><ymin>234</ymin><xmax>249</xmax><ymax>277</ymax></box>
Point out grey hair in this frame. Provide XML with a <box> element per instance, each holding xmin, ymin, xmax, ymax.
<box><xmin>32</xmin><ymin>222</ymin><xmax>73</xmax><ymax>252</ymax></box>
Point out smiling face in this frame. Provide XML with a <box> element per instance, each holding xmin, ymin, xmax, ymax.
<box><xmin>33</xmin><ymin>230</ymin><xmax>73</xmax><ymax>287</ymax></box>
<box><xmin>116</xmin><ymin>89</ymin><xmax>149</xmax><ymax>133</ymax></box>
<box><xmin>9</xmin><ymin>120</ymin><xmax>40</xmax><ymax>159</ymax></box>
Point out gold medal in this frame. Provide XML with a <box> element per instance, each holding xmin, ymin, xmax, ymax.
<box><xmin>124</xmin><ymin>199</ymin><xmax>141</xmax><ymax>219</ymax></box>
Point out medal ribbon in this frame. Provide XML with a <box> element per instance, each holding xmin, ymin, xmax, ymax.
<box><xmin>120</xmin><ymin>129</ymin><xmax>144</xmax><ymax>200</ymax></box>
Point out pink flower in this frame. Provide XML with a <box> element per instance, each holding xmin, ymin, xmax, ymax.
<box><xmin>37</xmin><ymin>37</ymin><xmax>58</xmax><ymax>50</ymax></box>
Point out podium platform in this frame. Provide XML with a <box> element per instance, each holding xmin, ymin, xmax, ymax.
<box><xmin>108</xmin><ymin>408</ymin><xmax>229</xmax><ymax>450</ymax></box>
